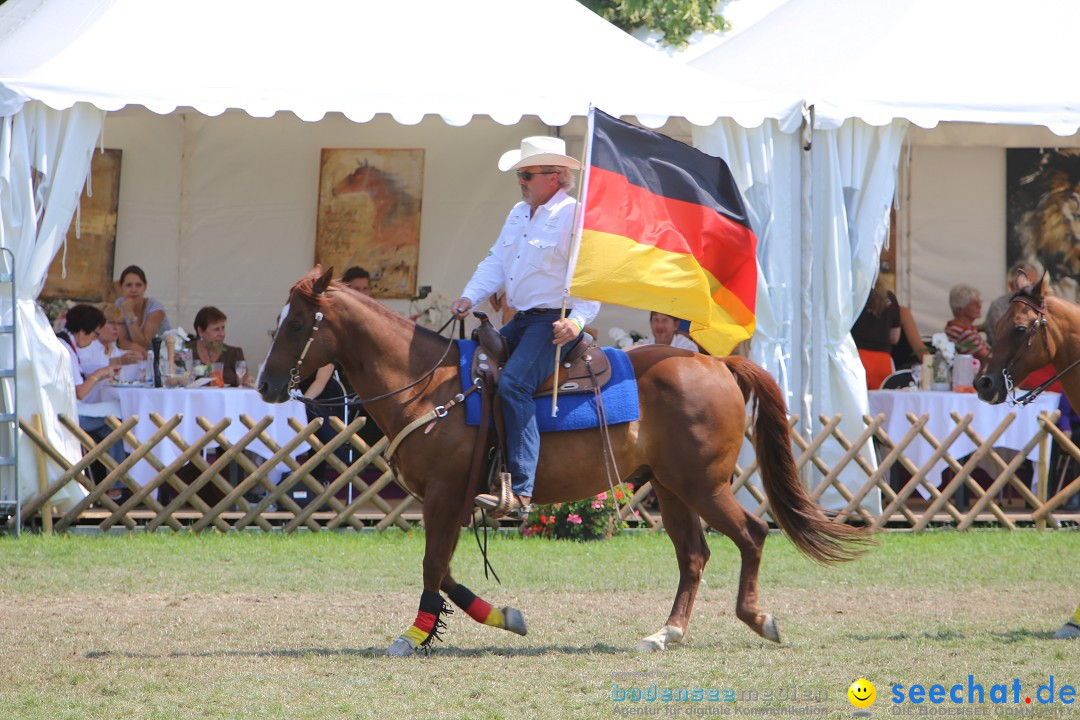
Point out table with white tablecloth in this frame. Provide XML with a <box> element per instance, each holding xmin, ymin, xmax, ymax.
<box><xmin>101</xmin><ymin>385</ymin><xmax>311</xmax><ymax>486</ymax></box>
<box><xmin>867</xmin><ymin>389</ymin><xmax>1060</xmax><ymax>487</ymax></box>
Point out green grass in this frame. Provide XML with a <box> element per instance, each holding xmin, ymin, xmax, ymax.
<box><xmin>0</xmin><ymin>529</ymin><xmax>1076</xmax><ymax>719</ymax></box>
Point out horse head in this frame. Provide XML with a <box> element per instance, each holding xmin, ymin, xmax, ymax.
<box><xmin>331</xmin><ymin>160</ymin><xmax>377</xmax><ymax>198</ymax></box>
<box><xmin>975</xmin><ymin>272</ymin><xmax>1055</xmax><ymax>404</ymax></box>
<box><xmin>258</xmin><ymin>266</ymin><xmax>338</xmax><ymax>403</ymax></box>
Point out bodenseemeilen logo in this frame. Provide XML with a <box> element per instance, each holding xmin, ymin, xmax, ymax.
<box><xmin>890</xmin><ymin>676</ymin><xmax>1075</xmax><ymax>707</ymax></box>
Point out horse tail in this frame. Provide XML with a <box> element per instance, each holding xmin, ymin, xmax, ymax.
<box><xmin>721</xmin><ymin>356</ymin><xmax>873</xmax><ymax>564</ymax></box>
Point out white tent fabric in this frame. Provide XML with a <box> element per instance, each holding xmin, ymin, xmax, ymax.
<box><xmin>695</xmin><ymin>116</ymin><xmax>904</xmax><ymax>512</ymax></box>
<box><xmin>807</xmin><ymin>120</ymin><xmax>907</xmax><ymax>511</ymax></box>
<box><xmin>0</xmin><ymin>0</ymin><xmax>800</xmax><ymax>130</ymax></box>
<box><xmin>0</xmin><ymin>101</ymin><xmax>104</xmax><ymax>510</ymax></box>
<box><xmin>690</xmin><ymin>0</ymin><xmax>1080</xmax><ymax>136</ymax></box>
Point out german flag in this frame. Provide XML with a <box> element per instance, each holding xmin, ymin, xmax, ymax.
<box><xmin>568</xmin><ymin>109</ymin><xmax>757</xmax><ymax>355</ymax></box>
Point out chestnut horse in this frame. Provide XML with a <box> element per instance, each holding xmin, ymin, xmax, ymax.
<box><xmin>258</xmin><ymin>267</ymin><xmax>869</xmax><ymax>656</ymax></box>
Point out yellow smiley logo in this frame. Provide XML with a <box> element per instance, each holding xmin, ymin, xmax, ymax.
<box><xmin>848</xmin><ymin>678</ymin><xmax>876</xmax><ymax>709</ymax></box>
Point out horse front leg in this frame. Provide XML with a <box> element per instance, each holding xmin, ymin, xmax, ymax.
<box><xmin>386</xmin><ymin>490</ymin><xmax>462</xmax><ymax>657</ymax></box>
<box><xmin>441</xmin><ymin>574</ymin><xmax>527</xmax><ymax>637</ymax></box>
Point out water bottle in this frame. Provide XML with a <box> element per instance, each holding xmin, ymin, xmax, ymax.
<box><xmin>151</xmin><ymin>336</ymin><xmax>163</xmax><ymax>388</ymax></box>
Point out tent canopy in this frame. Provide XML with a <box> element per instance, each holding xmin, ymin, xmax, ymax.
<box><xmin>691</xmin><ymin>0</ymin><xmax>1080</xmax><ymax>135</ymax></box>
<box><xmin>0</xmin><ymin>0</ymin><xmax>800</xmax><ymax>129</ymax></box>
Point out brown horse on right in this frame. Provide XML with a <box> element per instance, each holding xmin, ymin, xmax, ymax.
<box><xmin>258</xmin><ymin>268</ymin><xmax>871</xmax><ymax>656</ymax></box>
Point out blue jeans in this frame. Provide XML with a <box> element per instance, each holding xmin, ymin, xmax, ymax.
<box><xmin>498</xmin><ymin>311</ymin><xmax>579</xmax><ymax>498</ymax></box>
<box><xmin>79</xmin><ymin>415</ymin><xmax>128</xmax><ymax>488</ymax></box>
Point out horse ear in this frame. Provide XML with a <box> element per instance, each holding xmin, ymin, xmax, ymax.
<box><xmin>1034</xmin><ymin>271</ymin><xmax>1051</xmax><ymax>297</ymax></box>
<box><xmin>313</xmin><ymin>266</ymin><xmax>335</xmax><ymax>295</ymax></box>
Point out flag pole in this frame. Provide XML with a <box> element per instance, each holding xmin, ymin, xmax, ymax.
<box><xmin>552</xmin><ymin>107</ymin><xmax>596</xmax><ymax>417</ymax></box>
<box><xmin>551</xmin><ymin>295</ymin><xmax>569</xmax><ymax>417</ymax></box>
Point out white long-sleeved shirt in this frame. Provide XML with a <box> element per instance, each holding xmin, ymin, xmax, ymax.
<box><xmin>645</xmin><ymin>333</ymin><xmax>700</xmax><ymax>352</ymax></box>
<box><xmin>462</xmin><ymin>189</ymin><xmax>600</xmax><ymax>330</ymax></box>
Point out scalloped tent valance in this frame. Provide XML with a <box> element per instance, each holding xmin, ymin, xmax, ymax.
<box><xmin>0</xmin><ymin>0</ymin><xmax>801</xmax><ymax>130</ymax></box>
<box><xmin>690</xmin><ymin>0</ymin><xmax>1080</xmax><ymax>136</ymax></box>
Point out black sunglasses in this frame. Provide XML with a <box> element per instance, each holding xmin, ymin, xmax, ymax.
<box><xmin>516</xmin><ymin>170</ymin><xmax>559</xmax><ymax>181</ymax></box>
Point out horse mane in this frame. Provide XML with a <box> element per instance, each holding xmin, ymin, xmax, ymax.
<box><xmin>289</xmin><ymin>271</ymin><xmax>446</xmax><ymax>342</ymax></box>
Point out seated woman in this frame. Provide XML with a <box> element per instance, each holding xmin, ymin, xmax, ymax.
<box><xmin>644</xmin><ymin>311</ymin><xmax>700</xmax><ymax>351</ymax></box>
<box><xmin>115</xmin><ymin>265</ymin><xmax>170</xmax><ymax>352</ymax></box>
<box><xmin>186</xmin><ymin>306</ymin><xmax>252</xmax><ymax>387</ymax></box>
<box><xmin>890</xmin><ymin>305</ymin><xmax>930</xmax><ymax>371</ymax></box>
<box><xmin>944</xmin><ymin>283</ymin><xmax>990</xmax><ymax>366</ymax></box>
<box><xmin>852</xmin><ymin>275</ymin><xmax>900</xmax><ymax>389</ymax></box>
<box><xmin>84</xmin><ymin>304</ymin><xmax>145</xmax><ymax>382</ymax></box>
<box><xmin>59</xmin><ymin>304</ymin><xmax>124</xmax><ymax>493</ymax></box>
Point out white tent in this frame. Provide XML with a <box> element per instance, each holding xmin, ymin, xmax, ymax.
<box><xmin>0</xmin><ymin>0</ymin><xmax>800</xmax><ymax>510</ymax></box>
<box><xmin>689</xmin><ymin>0</ymin><xmax>1080</xmax><ymax>510</ymax></box>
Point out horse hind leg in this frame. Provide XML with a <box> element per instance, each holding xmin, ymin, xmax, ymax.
<box><xmin>441</xmin><ymin>574</ymin><xmax>527</xmax><ymax>637</ymax></box>
<box><xmin>692</xmin><ymin>485</ymin><xmax>780</xmax><ymax>643</ymax></box>
<box><xmin>637</xmin><ymin>484</ymin><xmax>708</xmax><ymax>652</ymax></box>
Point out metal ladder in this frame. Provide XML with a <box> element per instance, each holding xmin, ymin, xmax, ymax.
<box><xmin>0</xmin><ymin>248</ymin><xmax>18</xmax><ymax>536</ymax></box>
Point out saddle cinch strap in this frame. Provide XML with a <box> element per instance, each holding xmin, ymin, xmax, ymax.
<box><xmin>469</xmin><ymin>312</ymin><xmax>612</xmax><ymax>396</ymax></box>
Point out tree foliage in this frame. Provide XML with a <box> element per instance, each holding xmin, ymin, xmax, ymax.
<box><xmin>578</xmin><ymin>0</ymin><xmax>730</xmax><ymax>48</ymax></box>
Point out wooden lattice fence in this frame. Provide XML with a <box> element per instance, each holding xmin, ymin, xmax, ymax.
<box><xmin>7</xmin><ymin>407</ymin><xmax>1080</xmax><ymax>534</ymax></box>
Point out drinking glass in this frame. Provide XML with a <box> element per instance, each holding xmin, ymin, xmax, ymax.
<box><xmin>235</xmin><ymin>360</ymin><xmax>248</xmax><ymax>387</ymax></box>
<box><xmin>141</xmin><ymin>350</ymin><xmax>155</xmax><ymax>386</ymax></box>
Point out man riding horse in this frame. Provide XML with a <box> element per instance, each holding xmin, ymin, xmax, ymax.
<box><xmin>450</xmin><ymin>136</ymin><xmax>600</xmax><ymax>519</ymax></box>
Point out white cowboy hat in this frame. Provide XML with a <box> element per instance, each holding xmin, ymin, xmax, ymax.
<box><xmin>498</xmin><ymin>136</ymin><xmax>581</xmax><ymax>172</ymax></box>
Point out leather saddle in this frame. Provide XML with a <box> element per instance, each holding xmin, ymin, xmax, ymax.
<box><xmin>469</xmin><ymin>312</ymin><xmax>611</xmax><ymax>396</ymax></box>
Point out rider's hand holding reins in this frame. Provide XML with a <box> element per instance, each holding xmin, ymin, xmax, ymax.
<box><xmin>451</xmin><ymin>297</ymin><xmax>473</xmax><ymax>319</ymax></box>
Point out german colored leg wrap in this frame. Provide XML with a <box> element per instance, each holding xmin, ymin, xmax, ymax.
<box><xmin>1072</xmin><ymin>603</ymin><xmax>1080</xmax><ymax>625</ymax></box>
<box><xmin>447</xmin><ymin>583</ymin><xmax>504</xmax><ymax>628</ymax></box>
<box><xmin>400</xmin><ymin>589</ymin><xmax>445</xmax><ymax>648</ymax></box>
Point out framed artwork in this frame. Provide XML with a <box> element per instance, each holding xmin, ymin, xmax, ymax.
<box><xmin>315</xmin><ymin>148</ymin><xmax>424</xmax><ymax>298</ymax></box>
<box><xmin>1006</xmin><ymin>148</ymin><xmax>1080</xmax><ymax>302</ymax></box>
<box><xmin>42</xmin><ymin>148</ymin><xmax>122</xmax><ymax>301</ymax></box>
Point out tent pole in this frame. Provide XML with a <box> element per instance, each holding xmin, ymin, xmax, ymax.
<box><xmin>798</xmin><ymin>105</ymin><xmax>815</xmax><ymax>458</ymax></box>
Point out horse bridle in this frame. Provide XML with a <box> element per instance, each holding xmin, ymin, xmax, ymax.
<box><xmin>283</xmin><ymin>298</ymin><xmax>463</xmax><ymax>410</ymax></box>
<box><xmin>999</xmin><ymin>295</ymin><xmax>1080</xmax><ymax>405</ymax></box>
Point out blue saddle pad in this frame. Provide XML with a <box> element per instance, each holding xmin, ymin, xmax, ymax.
<box><xmin>458</xmin><ymin>339</ymin><xmax>639</xmax><ymax>432</ymax></box>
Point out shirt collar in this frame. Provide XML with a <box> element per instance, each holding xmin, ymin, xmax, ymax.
<box><xmin>541</xmin><ymin>188</ymin><xmax>570</xmax><ymax>212</ymax></box>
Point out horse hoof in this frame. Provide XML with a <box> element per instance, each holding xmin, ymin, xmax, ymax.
<box><xmin>1054</xmin><ymin>622</ymin><xmax>1080</xmax><ymax>640</ymax></box>
<box><xmin>761</xmin><ymin>614</ymin><xmax>781</xmax><ymax>643</ymax></box>
<box><xmin>636</xmin><ymin>624</ymin><xmax>684</xmax><ymax>652</ymax></box>
<box><xmin>501</xmin><ymin>606</ymin><xmax>528</xmax><ymax>636</ymax></box>
<box><xmin>386</xmin><ymin>637</ymin><xmax>416</xmax><ymax>657</ymax></box>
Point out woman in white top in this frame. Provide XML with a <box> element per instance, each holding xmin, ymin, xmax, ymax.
<box><xmin>645</xmin><ymin>311</ymin><xmax>701</xmax><ymax>352</ymax></box>
<box><xmin>84</xmin><ymin>304</ymin><xmax>144</xmax><ymax>382</ymax></box>
<box><xmin>60</xmin><ymin>304</ymin><xmax>125</xmax><ymax>497</ymax></box>
<box><xmin>115</xmin><ymin>265</ymin><xmax>170</xmax><ymax>352</ymax></box>
<box><xmin>59</xmin><ymin>305</ymin><xmax>120</xmax><ymax>403</ymax></box>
